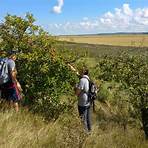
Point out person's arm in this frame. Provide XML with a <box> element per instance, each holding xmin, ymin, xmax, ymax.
<box><xmin>68</xmin><ymin>63</ymin><xmax>80</xmax><ymax>76</ymax></box>
<box><xmin>75</xmin><ymin>88</ymin><xmax>81</xmax><ymax>96</ymax></box>
<box><xmin>75</xmin><ymin>79</ymin><xmax>85</xmax><ymax>97</ymax></box>
<box><xmin>8</xmin><ymin>59</ymin><xmax>22</xmax><ymax>92</ymax></box>
<box><xmin>11</xmin><ymin>69</ymin><xmax>22</xmax><ymax>92</ymax></box>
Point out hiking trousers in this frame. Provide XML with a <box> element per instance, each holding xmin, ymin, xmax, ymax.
<box><xmin>78</xmin><ymin>105</ymin><xmax>91</xmax><ymax>131</ymax></box>
<box><xmin>0</xmin><ymin>81</ymin><xmax>20</xmax><ymax>102</ymax></box>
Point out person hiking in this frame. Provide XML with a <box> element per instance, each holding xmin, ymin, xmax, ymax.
<box><xmin>0</xmin><ymin>50</ymin><xmax>22</xmax><ymax>112</ymax></box>
<box><xmin>75</xmin><ymin>68</ymin><xmax>92</xmax><ymax>132</ymax></box>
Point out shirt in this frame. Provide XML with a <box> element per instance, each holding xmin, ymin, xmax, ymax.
<box><xmin>77</xmin><ymin>75</ymin><xmax>90</xmax><ymax>107</ymax></box>
<box><xmin>7</xmin><ymin>58</ymin><xmax>15</xmax><ymax>81</ymax></box>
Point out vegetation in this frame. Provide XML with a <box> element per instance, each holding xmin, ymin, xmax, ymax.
<box><xmin>56</xmin><ymin>41</ymin><xmax>148</xmax><ymax>58</ymax></box>
<box><xmin>0</xmin><ymin>107</ymin><xmax>148</xmax><ymax>148</ymax></box>
<box><xmin>57</xmin><ymin>34</ymin><xmax>148</xmax><ymax>47</ymax></box>
<box><xmin>0</xmin><ymin>14</ymin><xmax>78</xmax><ymax>119</ymax></box>
<box><xmin>0</xmin><ymin>14</ymin><xmax>148</xmax><ymax>147</ymax></box>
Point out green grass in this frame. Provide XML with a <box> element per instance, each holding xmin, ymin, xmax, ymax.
<box><xmin>56</xmin><ymin>41</ymin><xmax>148</xmax><ymax>58</ymax></box>
<box><xmin>0</xmin><ymin>37</ymin><xmax>147</xmax><ymax>147</ymax></box>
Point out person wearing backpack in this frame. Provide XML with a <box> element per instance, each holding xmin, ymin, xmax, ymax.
<box><xmin>0</xmin><ymin>50</ymin><xmax>22</xmax><ymax>112</ymax></box>
<box><xmin>75</xmin><ymin>68</ymin><xmax>92</xmax><ymax>132</ymax></box>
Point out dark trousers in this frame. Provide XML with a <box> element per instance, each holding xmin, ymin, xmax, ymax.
<box><xmin>0</xmin><ymin>81</ymin><xmax>19</xmax><ymax>102</ymax></box>
<box><xmin>78</xmin><ymin>105</ymin><xmax>91</xmax><ymax>131</ymax></box>
<box><xmin>141</xmin><ymin>108</ymin><xmax>148</xmax><ymax>139</ymax></box>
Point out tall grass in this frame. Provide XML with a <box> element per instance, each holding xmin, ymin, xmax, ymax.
<box><xmin>0</xmin><ymin>102</ymin><xmax>148</xmax><ymax>148</ymax></box>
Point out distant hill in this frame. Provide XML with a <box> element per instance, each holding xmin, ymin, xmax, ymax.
<box><xmin>58</xmin><ymin>32</ymin><xmax>148</xmax><ymax>36</ymax></box>
<box><xmin>97</xmin><ymin>32</ymin><xmax>148</xmax><ymax>35</ymax></box>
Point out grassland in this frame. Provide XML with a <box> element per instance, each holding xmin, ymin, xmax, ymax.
<box><xmin>1</xmin><ymin>103</ymin><xmax>148</xmax><ymax>148</ymax></box>
<box><xmin>1</xmin><ymin>34</ymin><xmax>148</xmax><ymax>147</ymax></box>
<box><xmin>57</xmin><ymin>34</ymin><xmax>148</xmax><ymax>47</ymax></box>
<box><xmin>57</xmin><ymin>40</ymin><xmax>148</xmax><ymax>59</ymax></box>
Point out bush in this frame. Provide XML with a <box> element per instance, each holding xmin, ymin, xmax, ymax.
<box><xmin>0</xmin><ymin>14</ymin><xmax>78</xmax><ymax>119</ymax></box>
<box><xmin>95</xmin><ymin>52</ymin><xmax>148</xmax><ymax>136</ymax></box>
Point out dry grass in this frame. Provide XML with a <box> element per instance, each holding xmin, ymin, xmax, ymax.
<box><xmin>58</xmin><ymin>34</ymin><xmax>148</xmax><ymax>47</ymax></box>
<box><xmin>0</xmin><ymin>103</ymin><xmax>148</xmax><ymax>148</ymax></box>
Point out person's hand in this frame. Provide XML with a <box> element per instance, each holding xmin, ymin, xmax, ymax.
<box><xmin>68</xmin><ymin>64</ymin><xmax>80</xmax><ymax>76</ymax></box>
<box><xmin>16</xmin><ymin>81</ymin><xmax>23</xmax><ymax>92</ymax></box>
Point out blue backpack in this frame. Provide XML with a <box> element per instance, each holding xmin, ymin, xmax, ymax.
<box><xmin>0</xmin><ymin>58</ymin><xmax>9</xmax><ymax>85</ymax></box>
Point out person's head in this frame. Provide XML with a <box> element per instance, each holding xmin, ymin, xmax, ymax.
<box><xmin>80</xmin><ymin>67</ymin><xmax>89</xmax><ymax>76</ymax></box>
<box><xmin>7</xmin><ymin>50</ymin><xmax>18</xmax><ymax>61</ymax></box>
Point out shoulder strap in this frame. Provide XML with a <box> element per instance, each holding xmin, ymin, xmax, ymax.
<box><xmin>82</xmin><ymin>76</ymin><xmax>90</xmax><ymax>83</ymax></box>
<box><xmin>0</xmin><ymin>58</ymin><xmax>7</xmax><ymax>71</ymax></box>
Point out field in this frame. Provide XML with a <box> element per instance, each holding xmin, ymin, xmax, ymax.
<box><xmin>1</xmin><ymin>14</ymin><xmax>148</xmax><ymax>148</ymax></box>
<box><xmin>57</xmin><ymin>40</ymin><xmax>148</xmax><ymax>58</ymax></box>
<box><xmin>57</xmin><ymin>34</ymin><xmax>148</xmax><ymax>47</ymax></box>
<box><xmin>1</xmin><ymin>104</ymin><xmax>148</xmax><ymax>148</ymax></box>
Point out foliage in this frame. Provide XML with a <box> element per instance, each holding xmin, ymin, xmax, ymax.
<box><xmin>95</xmin><ymin>52</ymin><xmax>148</xmax><ymax>117</ymax></box>
<box><xmin>0</xmin><ymin>14</ymin><xmax>78</xmax><ymax>119</ymax></box>
<box><xmin>57</xmin><ymin>41</ymin><xmax>148</xmax><ymax>59</ymax></box>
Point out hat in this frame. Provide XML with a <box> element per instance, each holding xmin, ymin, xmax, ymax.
<box><xmin>7</xmin><ymin>49</ymin><xmax>19</xmax><ymax>55</ymax></box>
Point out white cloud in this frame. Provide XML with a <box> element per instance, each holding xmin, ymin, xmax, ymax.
<box><xmin>99</xmin><ymin>3</ymin><xmax>148</xmax><ymax>31</ymax></box>
<box><xmin>52</xmin><ymin>0</ymin><xmax>64</xmax><ymax>14</ymax></box>
<box><xmin>123</xmin><ymin>4</ymin><xmax>133</xmax><ymax>16</ymax></box>
<box><xmin>48</xmin><ymin>4</ymin><xmax>148</xmax><ymax>35</ymax></box>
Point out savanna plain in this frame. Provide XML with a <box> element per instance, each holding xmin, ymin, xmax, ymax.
<box><xmin>1</xmin><ymin>33</ymin><xmax>148</xmax><ymax>148</ymax></box>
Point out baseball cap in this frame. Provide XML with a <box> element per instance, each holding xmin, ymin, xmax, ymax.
<box><xmin>7</xmin><ymin>49</ymin><xmax>19</xmax><ymax>56</ymax></box>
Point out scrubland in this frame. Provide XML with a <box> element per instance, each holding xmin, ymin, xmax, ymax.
<box><xmin>0</xmin><ymin>14</ymin><xmax>148</xmax><ymax>148</ymax></box>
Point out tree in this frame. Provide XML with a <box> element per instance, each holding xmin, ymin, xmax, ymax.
<box><xmin>0</xmin><ymin>14</ymin><xmax>78</xmax><ymax>119</ymax></box>
<box><xmin>96</xmin><ymin>53</ymin><xmax>148</xmax><ymax>138</ymax></box>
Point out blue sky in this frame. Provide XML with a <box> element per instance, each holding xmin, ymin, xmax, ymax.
<box><xmin>0</xmin><ymin>0</ymin><xmax>148</xmax><ymax>35</ymax></box>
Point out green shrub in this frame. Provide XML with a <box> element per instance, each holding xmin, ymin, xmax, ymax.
<box><xmin>0</xmin><ymin>14</ymin><xmax>78</xmax><ymax>119</ymax></box>
<box><xmin>95</xmin><ymin>52</ymin><xmax>148</xmax><ymax>135</ymax></box>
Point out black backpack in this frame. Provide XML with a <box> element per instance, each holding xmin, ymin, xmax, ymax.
<box><xmin>85</xmin><ymin>78</ymin><xmax>98</xmax><ymax>111</ymax></box>
<box><xmin>88</xmin><ymin>80</ymin><xmax>97</xmax><ymax>103</ymax></box>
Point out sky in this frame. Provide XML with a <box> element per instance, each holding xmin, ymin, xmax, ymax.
<box><xmin>0</xmin><ymin>0</ymin><xmax>148</xmax><ymax>35</ymax></box>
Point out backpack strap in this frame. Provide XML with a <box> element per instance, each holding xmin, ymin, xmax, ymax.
<box><xmin>0</xmin><ymin>60</ymin><xmax>5</xmax><ymax>73</ymax></box>
<box><xmin>0</xmin><ymin>58</ymin><xmax>9</xmax><ymax>85</ymax></box>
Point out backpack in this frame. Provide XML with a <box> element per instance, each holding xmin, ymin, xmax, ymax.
<box><xmin>87</xmin><ymin>80</ymin><xmax>97</xmax><ymax>103</ymax></box>
<box><xmin>85</xmin><ymin>77</ymin><xmax>98</xmax><ymax>112</ymax></box>
<box><xmin>0</xmin><ymin>58</ymin><xmax>9</xmax><ymax>85</ymax></box>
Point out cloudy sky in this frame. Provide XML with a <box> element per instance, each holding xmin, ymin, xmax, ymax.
<box><xmin>0</xmin><ymin>0</ymin><xmax>148</xmax><ymax>35</ymax></box>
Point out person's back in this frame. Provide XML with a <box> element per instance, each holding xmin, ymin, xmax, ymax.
<box><xmin>77</xmin><ymin>75</ymin><xmax>90</xmax><ymax>107</ymax></box>
<box><xmin>0</xmin><ymin>50</ymin><xmax>22</xmax><ymax>112</ymax></box>
<box><xmin>0</xmin><ymin>57</ymin><xmax>16</xmax><ymax>87</ymax></box>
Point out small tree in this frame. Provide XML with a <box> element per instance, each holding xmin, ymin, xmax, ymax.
<box><xmin>0</xmin><ymin>14</ymin><xmax>78</xmax><ymax>119</ymax></box>
<box><xmin>96</xmin><ymin>53</ymin><xmax>148</xmax><ymax>138</ymax></box>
